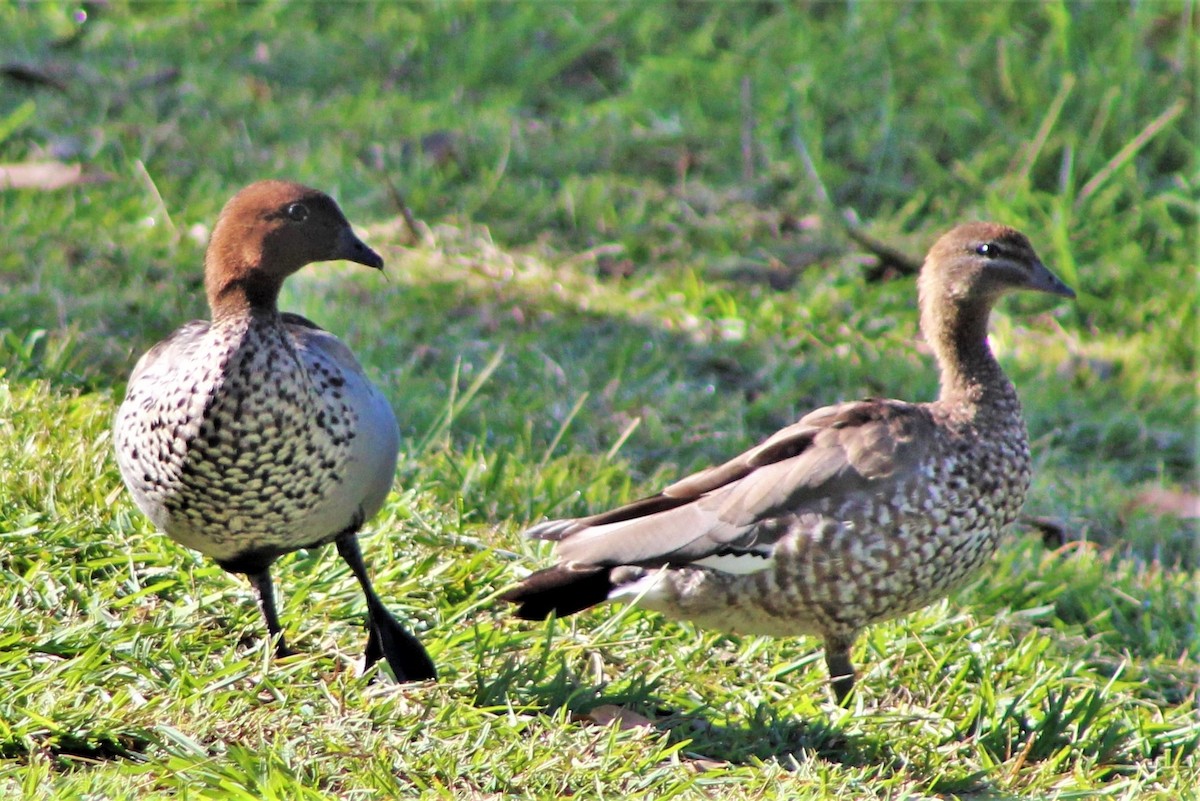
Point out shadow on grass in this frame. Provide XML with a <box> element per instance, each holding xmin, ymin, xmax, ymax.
<box><xmin>657</xmin><ymin>707</ymin><xmax>894</xmax><ymax>769</ymax></box>
<box><xmin>473</xmin><ymin>649</ymin><xmax>898</xmax><ymax>768</ymax></box>
<box><xmin>0</xmin><ymin>731</ymin><xmax>152</xmax><ymax>769</ymax></box>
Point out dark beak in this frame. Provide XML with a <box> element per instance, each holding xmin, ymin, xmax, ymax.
<box><xmin>333</xmin><ymin>225</ymin><xmax>384</xmax><ymax>271</ymax></box>
<box><xmin>1028</xmin><ymin>260</ymin><xmax>1076</xmax><ymax>300</ymax></box>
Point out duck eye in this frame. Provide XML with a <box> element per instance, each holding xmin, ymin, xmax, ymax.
<box><xmin>975</xmin><ymin>243</ymin><xmax>993</xmax><ymax>256</ymax></box>
<box><xmin>285</xmin><ymin>202</ymin><xmax>309</xmax><ymax>222</ymax></box>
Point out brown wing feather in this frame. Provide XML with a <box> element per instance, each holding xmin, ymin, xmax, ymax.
<box><xmin>282</xmin><ymin>312</ymin><xmax>374</xmax><ymax>381</ymax></box>
<box><xmin>531</xmin><ymin>399</ymin><xmax>934</xmax><ymax>569</ymax></box>
<box><xmin>280</xmin><ymin>311</ymin><xmax>324</xmax><ymax>331</ymax></box>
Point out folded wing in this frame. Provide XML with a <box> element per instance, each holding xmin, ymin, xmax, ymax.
<box><xmin>529</xmin><ymin>399</ymin><xmax>934</xmax><ymax>571</ymax></box>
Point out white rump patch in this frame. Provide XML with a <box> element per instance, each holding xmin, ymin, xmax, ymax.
<box><xmin>608</xmin><ymin>571</ymin><xmax>669</xmax><ymax>604</ymax></box>
<box><xmin>693</xmin><ymin>550</ymin><xmax>775</xmax><ymax>575</ymax></box>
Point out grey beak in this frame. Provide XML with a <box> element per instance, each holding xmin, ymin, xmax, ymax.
<box><xmin>334</xmin><ymin>225</ymin><xmax>384</xmax><ymax>271</ymax></box>
<box><xmin>1028</xmin><ymin>260</ymin><xmax>1076</xmax><ymax>299</ymax></box>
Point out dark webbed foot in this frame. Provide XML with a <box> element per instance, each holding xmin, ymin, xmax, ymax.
<box><xmin>824</xmin><ymin>635</ymin><xmax>857</xmax><ymax>706</ymax></box>
<box><xmin>362</xmin><ymin>607</ymin><xmax>437</xmax><ymax>681</ymax></box>
<box><xmin>336</xmin><ymin>533</ymin><xmax>436</xmax><ymax>682</ymax></box>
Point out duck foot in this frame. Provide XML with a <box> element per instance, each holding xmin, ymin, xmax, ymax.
<box><xmin>336</xmin><ymin>533</ymin><xmax>437</xmax><ymax>682</ymax></box>
<box><xmin>824</xmin><ymin>636</ymin><xmax>857</xmax><ymax>706</ymax></box>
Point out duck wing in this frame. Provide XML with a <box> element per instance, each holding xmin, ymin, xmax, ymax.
<box><xmin>528</xmin><ymin>398</ymin><xmax>934</xmax><ymax>570</ymax></box>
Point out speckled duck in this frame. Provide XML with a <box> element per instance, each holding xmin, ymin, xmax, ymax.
<box><xmin>502</xmin><ymin>222</ymin><xmax>1074</xmax><ymax>702</ymax></box>
<box><xmin>114</xmin><ymin>180</ymin><xmax>435</xmax><ymax>681</ymax></box>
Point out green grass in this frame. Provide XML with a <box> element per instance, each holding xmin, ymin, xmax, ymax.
<box><xmin>2</xmin><ymin>2</ymin><xmax>1197</xmax><ymax>799</ymax></box>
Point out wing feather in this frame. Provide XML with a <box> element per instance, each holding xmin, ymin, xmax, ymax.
<box><xmin>534</xmin><ymin>399</ymin><xmax>933</xmax><ymax>570</ymax></box>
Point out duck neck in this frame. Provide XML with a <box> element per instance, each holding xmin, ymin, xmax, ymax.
<box><xmin>923</xmin><ymin>298</ymin><xmax>1018</xmax><ymax>417</ymax></box>
<box><xmin>205</xmin><ymin>259</ymin><xmax>284</xmax><ymax>323</ymax></box>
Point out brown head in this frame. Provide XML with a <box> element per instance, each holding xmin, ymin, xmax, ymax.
<box><xmin>203</xmin><ymin>180</ymin><xmax>384</xmax><ymax>318</ymax></box>
<box><xmin>918</xmin><ymin>222</ymin><xmax>1075</xmax><ymax>400</ymax></box>
<box><xmin>920</xmin><ymin>222</ymin><xmax>1074</xmax><ymax>309</ymax></box>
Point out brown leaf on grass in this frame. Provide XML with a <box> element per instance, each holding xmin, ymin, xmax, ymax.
<box><xmin>1127</xmin><ymin>488</ymin><xmax>1200</xmax><ymax>520</ymax></box>
<box><xmin>571</xmin><ymin>704</ymin><xmax>656</xmax><ymax>731</ymax></box>
<box><xmin>0</xmin><ymin>162</ymin><xmax>112</xmax><ymax>191</ymax></box>
<box><xmin>685</xmin><ymin>756</ymin><xmax>731</xmax><ymax>772</ymax></box>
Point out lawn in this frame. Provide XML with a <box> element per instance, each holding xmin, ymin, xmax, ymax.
<box><xmin>1</xmin><ymin>2</ymin><xmax>1197</xmax><ymax>799</ymax></box>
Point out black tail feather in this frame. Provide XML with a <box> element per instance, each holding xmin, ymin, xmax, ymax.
<box><xmin>500</xmin><ymin>565</ymin><xmax>615</xmax><ymax>620</ymax></box>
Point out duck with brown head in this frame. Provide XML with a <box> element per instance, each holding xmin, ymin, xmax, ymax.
<box><xmin>114</xmin><ymin>180</ymin><xmax>436</xmax><ymax>682</ymax></box>
<box><xmin>502</xmin><ymin>222</ymin><xmax>1074</xmax><ymax>704</ymax></box>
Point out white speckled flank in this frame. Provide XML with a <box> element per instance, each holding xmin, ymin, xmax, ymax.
<box><xmin>630</xmin><ymin>400</ymin><xmax>1031</xmax><ymax>640</ymax></box>
<box><xmin>113</xmin><ymin>180</ymin><xmax>436</xmax><ymax>682</ymax></box>
<box><xmin>503</xmin><ymin>222</ymin><xmax>1076</xmax><ymax>703</ymax></box>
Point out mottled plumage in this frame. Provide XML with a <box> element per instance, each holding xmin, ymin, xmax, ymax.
<box><xmin>114</xmin><ymin>180</ymin><xmax>435</xmax><ymax>681</ymax></box>
<box><xmin>502</xmin><ymin>222</ymin><xmax>1075</xmax><ymax>702</ymax></box>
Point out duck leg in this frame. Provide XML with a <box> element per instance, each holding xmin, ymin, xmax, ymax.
<box><xmin>824</xmin><ymin>634</ymin><xmax>857</xmax><ymax>705</ymax></box>
<box><xmin>247</xmin><ymin>567</ymin><xmax>295</xmax><ymax>658</ymax></box>
<box><xmin>335</xmin><ymin>532</ymin><xmax>437</xmax><ymax>682</ymax></box>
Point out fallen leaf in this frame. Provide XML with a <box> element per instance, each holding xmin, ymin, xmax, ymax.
<box><xmin>572</xmin><ymin>704</ymin><xmax>656</xmax><ymax>731</ymax></box>
<box><xmin>0</xmin><ymin>161</ymin><xmax>111</xmax><ymax>191</ymax></box>
<box><xmin>1128</xmin><ymin>488</ymin><xmax>1200</xmax><ymax>520</ymax></box>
